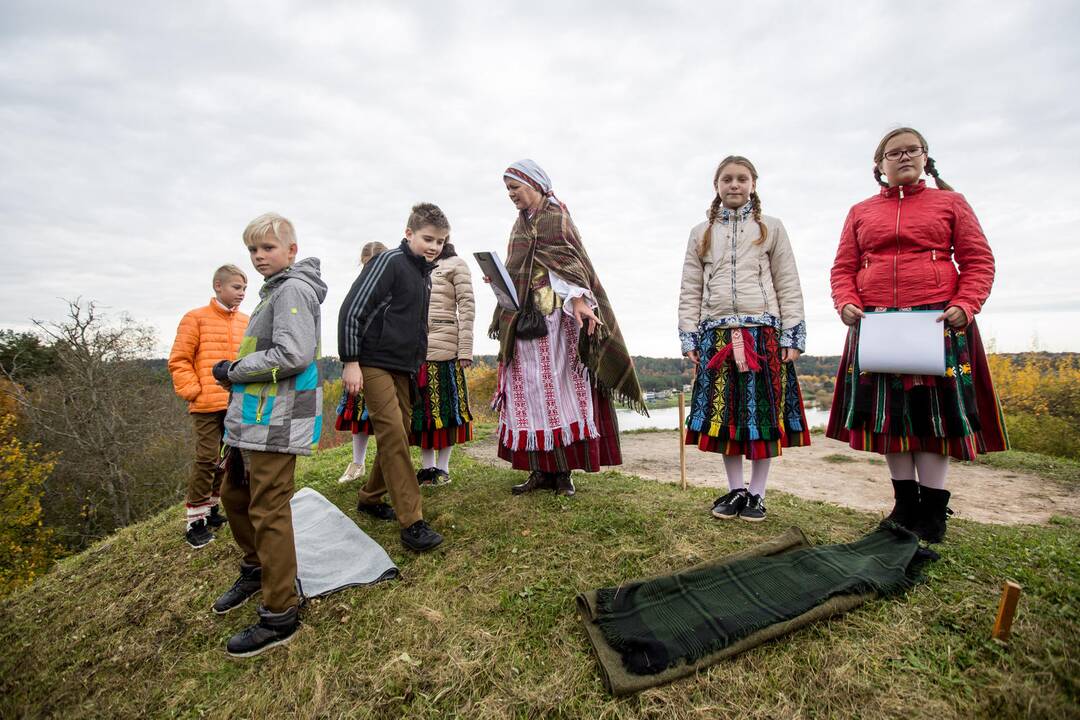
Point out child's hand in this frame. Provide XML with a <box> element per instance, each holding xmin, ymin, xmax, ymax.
<box><xmin>782</xmin><ymin>348</ymin><xmax>801</xmax><ymax>363</ymax></box>
<box><xmin>936</xmin><ymin>306</ymin><xmax>968</xmax><ymax>328</ymax></box>
<box><xmin>459</xmin><ymin>359</ymin><xmax>472</xmax><ymax>369</ymax></box>
<box><xmin>482</xmin><ymin>275</ymin><xmax>491</xmax><ymax>284</ymax></box>
<box><xmin>212</xmin><ymin>360</ymin><xmax>233</xmax><ymax>389</ymax></box>
<box><xmin>684</xmin><ymin>350</ymin><xmax>700</xmax><ymax>364</ymax></box>
<box><xmin>343</xmin><ymin>362</ymin><xmax>363</xmax><ymax>396</ymax></box>
<box><xmin>840</xmin><ymin>304</ymin><xmax>865</xmax><ymax>326</ymax></box>
<box><xmin>571</xmin><ymin>296</ymin><xmax>602</xmax><ymax>336</ymax></box>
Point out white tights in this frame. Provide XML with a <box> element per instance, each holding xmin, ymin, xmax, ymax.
<box><xmin>885</xmin><ymin>452</ymin><xmax>949</xmax><ymax>490</ymax></box>
<box><xmin>421</xmin><ymin>447</ymin><xmax>453</xmax><ymax>473</ymax></box>
<box><xmin>352</xmin><ymin>433</ymin><xmax>369</xmax><ymax>465</ymax></box>
<box><xmin>722</xmin><ymin>455</ymin><xmax>772</xmax><ymax>498</ymax></box>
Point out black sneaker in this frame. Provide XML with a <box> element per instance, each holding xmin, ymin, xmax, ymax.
<box><xmin>226</xmin><ymin>605</ymin><xmax>299</xmax><ymax>658</ymax></box>
<box><xmin>416</xmin><ymin>468</ymin><xmax>438</xmax><ymax>487</ymax></box>
<box><xmin>185</xmin><ymin>520</ymin><xmax>214</xmax><ymax>549</ymax></box>
<box><xmin>432</xmin><ymin>469</ymin><xmax>451</xmax><ymax>486</ymax></box>
<box><xmin>400</xmin><ymin>520</ymin><xmax>443</xmax><ymax>552</ymax></box>
<box><xmin>740</xmin><ymin>494</ymin><xmax>767</xmax><ymax>522</ymax></box>
<box><xmin>711</xmin><ymin>489</ymin><xmax>748</xmax><ymax>519</ymax></box>
<box><xmin>356</xmin><ymin>501</ymin><xmax>396</xmax><ymax>522</ymax></box>
<box><xmin>212</xmin><ymin>564</ymin><xmax>262</xmax><ymax>614</ymax></box>
<box><xmin>207</xmin><ymin>505</ymin><xmax>228</xmax><ymax>529</ymax></box>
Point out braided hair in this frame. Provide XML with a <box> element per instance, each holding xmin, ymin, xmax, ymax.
<box><xmin>698</xmin><ymin>156</ymin><xmax>768</xmax><ymax>260</ymax></box>
<box><xmin>873</xmin><ymin>127</ymin><xmax>955</xmax><ymax>191</ymax></box>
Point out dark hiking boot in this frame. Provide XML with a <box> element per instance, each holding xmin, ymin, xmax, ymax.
<box><xmin>511</xmin><ymin>471</ymin><xmax>554</xmax><ymax>495</ymax></box>
<box><xmin>739</xmin><ymin>494</ymin><xmax>767</xmax><ymax>522</ymax></box>
<box><xmin>356</xmin><ymin>501</ymin><xmax>396</xmax><ymax>522</ymax></box>
<box><xmin>913</xmin><ymin>487</ymin><xmax>951</xmax><ymax>544</ymax></box>
<box><xmin>401</xmin><ymin>520</ymin><xmax>443</xmax><ymax>552</ymax></box>
<box><xmin>711</xmin><ymin>489</ymin><xmax>748</xmax><ymax>519</ymax></box>
<box><xmin>212</xmin><ymin>564</ymin><xmax>262</xmax><ymax>614</ymax></box>
<box><xmin>226</xmin><ymin>605</ymin><xmax>299</xmax><ymax>658</ymax></box>
<box><xmin>554</xmin><ymin>472</ymin><xmax>576</xmax><ymax>497</ymax></box>
<box><xmin>417</xmin><ymin>467</ymin><xmax>438</xmax><ymax>487</ymax></box>
<box><xmin>207</xmin><ymin>505</ymin><xmax>228</xmax><ymax>529</ymax></box>
<box><xmin>884</xmin><ymin>479</ymin><xmax>920</xmax><ymax>530</ymax></box>
<box><xmin>185</xmin><ymin>520</ymin><xmax>214</xmax><ymax>549</ymax></box>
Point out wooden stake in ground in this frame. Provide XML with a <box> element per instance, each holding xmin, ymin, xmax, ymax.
<box><xmin>992</xmin><ymin>581</ymin><xmax>1022</xmax><ymax>642</ymax></box>
<box><xmin>678</xmin><ymin>391</ymin><xmax>687</xmax><ymax>490</ymax></box>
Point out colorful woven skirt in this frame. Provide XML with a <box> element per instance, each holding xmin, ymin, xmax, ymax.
<box><xmin>826</xmin><ymin>307</ymin><xmax>1008</xmax><ymax>461</ymax></box>
<box><xmin>685</xmin><ymin>326</ymin><xmax>811</xmax><ymax>459</ymax></box>
<box><xmin>335</xmin><ymin>391</ymin><xmax>373</xmax><ymax>435</ymax></box>
<box><xmin>410</xmin><ymin>359</ymin><xmax>474</xmax><ymax>450</ymax></box>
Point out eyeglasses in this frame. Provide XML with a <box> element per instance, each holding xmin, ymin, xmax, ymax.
<box><xmin>883</xmin><ymin>147</ymin><xmax>926</xmax><ymax>161</ymax></box>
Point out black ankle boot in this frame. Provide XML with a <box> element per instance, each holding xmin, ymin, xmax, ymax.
<box><xmin>554</xmin><ymin>472</ymin><xmax>575</xmax><ymax>497</ymax></box>
<box><xmin>884</xmin><ymin>479</ymin><xmax>920</xmax><ymax>530</ymax></box>
<box><xmin>212</xmin><ymin>564</ymin><xmax>262</xmax><ymax>614</ymax></box>
<box><xmin>226</xmin><ymin>605</ymin><xmax>299</xmax><ymax>658</ymax></box>
<box><xmin>913</xmin><ymin>487</ymin><xmax>951</xmax><ymax>544</ymax></box>
<box><xmin>512</xmin><ymin>471</ymin><xmax>554</xmax><ymax>495</ymax></box>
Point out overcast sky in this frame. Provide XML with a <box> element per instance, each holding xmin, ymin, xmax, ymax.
<box><xmin>2</xmin><ymin>0</ymin><xmax>1078</xmax><ymax>359</ymax></box>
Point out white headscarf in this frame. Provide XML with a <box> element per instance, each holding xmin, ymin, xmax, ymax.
<box><xmin>503</xmin><ymin>159</ymin><xmax>565</xmax><ymax>209</ymax></box>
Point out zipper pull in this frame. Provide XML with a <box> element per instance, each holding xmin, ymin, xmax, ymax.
<box><xmin>899</xmin><ymin>188</ymin><xmax>905</xmax><ymax>199</ymax></box>
<box><xmin>932</xmin><ymin>249</ymin><xmax>936</xmax><ymax>260</ymax></box>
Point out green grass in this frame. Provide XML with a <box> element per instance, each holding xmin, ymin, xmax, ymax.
<box><xmin>1</xmin><ymin>446</ymin><xmax>1078</xmax><ymax>719</ymax></box>
<box><xmin>822</xmin><ymin>453</ymin><xmax>857</xmax><ymax>464</ymax></box>
<box><xmin>966</xmin><ymin>450</ymin><xmax>1080</xmax><ymax>487</ymax></box>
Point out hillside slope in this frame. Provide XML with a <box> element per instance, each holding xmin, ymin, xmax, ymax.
<box><xmin>2</xmin><ymin>445</ymin><xmax>1077</xmax><ymax>719</ymax></box>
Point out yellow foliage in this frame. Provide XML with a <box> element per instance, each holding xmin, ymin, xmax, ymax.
<box><xmin>464</xmin><ymin>362</ymin><xmax>498</xmax><ymax>423</ymax></box>
<box><xmin>0</xmin><ymin>412</ymin><xmax>63</xmax><ymax>596</ymax></box>
<box><xmin>986</xmin><ymin>354</ymin><xmax>1080</xmax><ymax>458</ymax></box>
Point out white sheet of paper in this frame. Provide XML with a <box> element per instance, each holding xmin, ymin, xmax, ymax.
<box><xmin>858</xmin><ymin>310</ymin><xmax>946</xmax><ymax>376</ymax></box>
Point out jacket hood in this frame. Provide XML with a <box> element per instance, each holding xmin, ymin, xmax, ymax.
<box><xmin>437</xmin><ymin>242</ymin><xmax>458</xmax><ymax>259</ymax></box>
<box><xmin>261</xmin><ymin>257</ymin><xmax>328</xmax><ymax>302</ymax></box>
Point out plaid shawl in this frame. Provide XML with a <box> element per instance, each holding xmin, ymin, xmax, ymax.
<box><xmin>488</xmin><ymin>204</ymin><xmax>647</xmax><ymax>414</ymax></box>
<box><xmin>591</xmin><ymin>523</ymin><xmax>924</xmax><ymax>676</ymax></box>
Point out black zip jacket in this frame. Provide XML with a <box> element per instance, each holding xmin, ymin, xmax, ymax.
<box><xmin>338</xmin><ymin>239</ymin><xmax>435</xmax><ymax>374</ymax></box>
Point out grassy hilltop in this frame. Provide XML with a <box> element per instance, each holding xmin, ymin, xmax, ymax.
<box><xmin>1</xmin><ymin>440</ymin><xmax>1078</xmax><ymax>719</ymax></box>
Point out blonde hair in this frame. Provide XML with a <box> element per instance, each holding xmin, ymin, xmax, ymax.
<box><xmin>242</xmin><ymin>212</ymin><xmax>297</xmax><ymax>250</ymax></box>
<box><xmin>698</xmin><ymin>156</ymin><xmax>768</xmax><ymax>260</ymax></box>
<box><xmin>212</xmin><ymin>264</ymin><xmax>247</xmax><ymax>286</ymax></box>
<box><xmin>873</xmin><ymin>127</ymin><xmax>955</xmax><ymax>191</ymax></box>
<box><xmin>360</xmin><ymin>241</ymin><xmax>388</xmax><ymax>266</ymax></box>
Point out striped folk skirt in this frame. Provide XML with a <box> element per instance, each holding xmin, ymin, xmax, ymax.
<box><xmin>495</xmin><ymin>310</ymin><xmax>622</xmax><ymax>473</ymax></box>
<box><xmin>410</xmin><ymin>359</ymin><xmax>474</xmax><ymax>450</ymax></box>
<box><xmin>826</xmin><ymin>309</ymin><xmax>1009</xmax><ymax>461</ymax></box>
<box><xmin>335</xmin><ymin>391</ymin><xmax>373</xmax><ymax>435</ymax></box>
<box><xmin>685</xmin><ymin>326</ymin><xmax>811</xmax><ymax>459</ymax></box>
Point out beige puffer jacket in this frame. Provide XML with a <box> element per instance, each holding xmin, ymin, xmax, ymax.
<box><xmin>427</xmin><ymin>253</ymin><xmax>475</xmax><ymax>361</ymax></box>
<box><xmin>678</xmin><ymin>205</ymin><xmax>805</xmax><ymax>348</ymax></box>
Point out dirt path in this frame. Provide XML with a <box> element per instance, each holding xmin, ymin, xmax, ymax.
<box><xmin>463</xmin><ymin>431</ymin><xmax>1080</xmax><ymax>526</ymax></box>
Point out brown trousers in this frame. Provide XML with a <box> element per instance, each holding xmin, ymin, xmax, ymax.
<box><xmin>356</xmin><ymin>366</ymin><xmax>423</xmax><ymax>528</ymax></box>
<box><xmin>185</xmin><ymin>410</ymin><xmax>226</xmax><ymax>511</ymax></box>
<box><xmin>220</xmin><ymin>450</ymin><xmax>299</xmax><ymax>612</ymax></box>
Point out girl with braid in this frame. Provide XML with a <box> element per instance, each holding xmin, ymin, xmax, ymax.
<box><xmin>828</xmin><ymin>127</ymin><xmax>1007</xmax><ymax>544</ymax></box>
<box><xmin>678</xmin><ymin>156</ymin><xmax>810</xmax><ymax>522</ymax></box>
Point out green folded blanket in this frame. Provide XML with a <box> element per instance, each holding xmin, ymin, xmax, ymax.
<box><xmin>577</xmin><ymin>524</ymin><xmax>925</xmax><ymax>696</ymax></box>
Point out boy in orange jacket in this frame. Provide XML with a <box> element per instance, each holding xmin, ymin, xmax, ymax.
<box><xmin>168</xmin><ymin>265</ymin><xmax>250</xmax><ymax>548</ymax></box>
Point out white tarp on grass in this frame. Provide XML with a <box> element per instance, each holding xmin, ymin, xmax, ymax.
<box><xmin>291</xmin><ymin>487</ymin><xmax>399</xmax><ymax>598</ymax></box>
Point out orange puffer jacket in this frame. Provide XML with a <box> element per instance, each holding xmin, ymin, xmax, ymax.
<box><xmin>168</xmin><ymin>300</ymin><xmax>249</xmax><ymax>413</ymax></box>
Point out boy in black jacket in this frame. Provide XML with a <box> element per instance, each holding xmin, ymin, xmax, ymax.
<box><xmin>338</xmin><ymin>203</ymin><xmax>448</xmax><ymax>551</ymax></box>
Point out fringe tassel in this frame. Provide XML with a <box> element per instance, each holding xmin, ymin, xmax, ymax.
<box><xmin>706</xmin><ymin>328</ymin><xmax>764</xmax><ymax>373</ymax></box>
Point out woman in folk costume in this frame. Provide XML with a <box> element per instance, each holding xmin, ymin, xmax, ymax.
<box><xmin>335</xmin><ymin>240</ymin><xmax>388</xmax><ymax>483</ymax></box>
<box><xmin>827</xmin><ymin>127</ymin><xmax>1007</xmax><ymax>544</ymax></box>
<box><xmin>679</xmin><ymin>156</ymin><xmax>811</xmax><ymax>523</ymax></box>
<box><xmin>489</xmin><ymin>159</ymin><xmax>647</xmax><ymax>497</ymax></box>
<box><xmin>412</xmin><ymin>240</ymin><xmax>476</xmax><ymax>486</ymax></box>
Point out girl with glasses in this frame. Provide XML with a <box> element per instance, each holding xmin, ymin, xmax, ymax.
<box><xmin>827</xmin><ymin>127</ymin><xmax>1008</xmax><ymax>544</ymax></box>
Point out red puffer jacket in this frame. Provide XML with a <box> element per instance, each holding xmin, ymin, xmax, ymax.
<box><xmin>830</xmin><ymin>180</ymin><xmax>995</xmax><ymax>323</ymax></box>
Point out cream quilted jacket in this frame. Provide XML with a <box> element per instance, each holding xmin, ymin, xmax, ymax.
<box><xmin>427</xmin><ymin>253</ymin><xmax>475</xmax><ymax>361</ymax></box>
<box><xmin>678</xmin><ymin>203</ymin><xmax>806</xmax><ymax>353</ymax></box>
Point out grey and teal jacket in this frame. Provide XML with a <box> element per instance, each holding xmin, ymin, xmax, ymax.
<box><xmin>337</xmin><ymin>239</ymin><xmax>435</xmax><ymax>374</ymax></box>
<box><xmin>224</xmin><ymin>257</ymin><xmax>328</xmax><ymax>455</ymax></box>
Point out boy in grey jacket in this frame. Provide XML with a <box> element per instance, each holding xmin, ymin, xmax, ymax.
<box><xmin>209</xmin><ymin>212</ymin><xmax>327</xmax><ymax>658</ymax></box>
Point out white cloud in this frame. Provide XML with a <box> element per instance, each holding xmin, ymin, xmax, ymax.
<box><xmin>2</xmin><ymin>0</ymin><xmax>1078</xmax><ymax>359</ymax></box>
